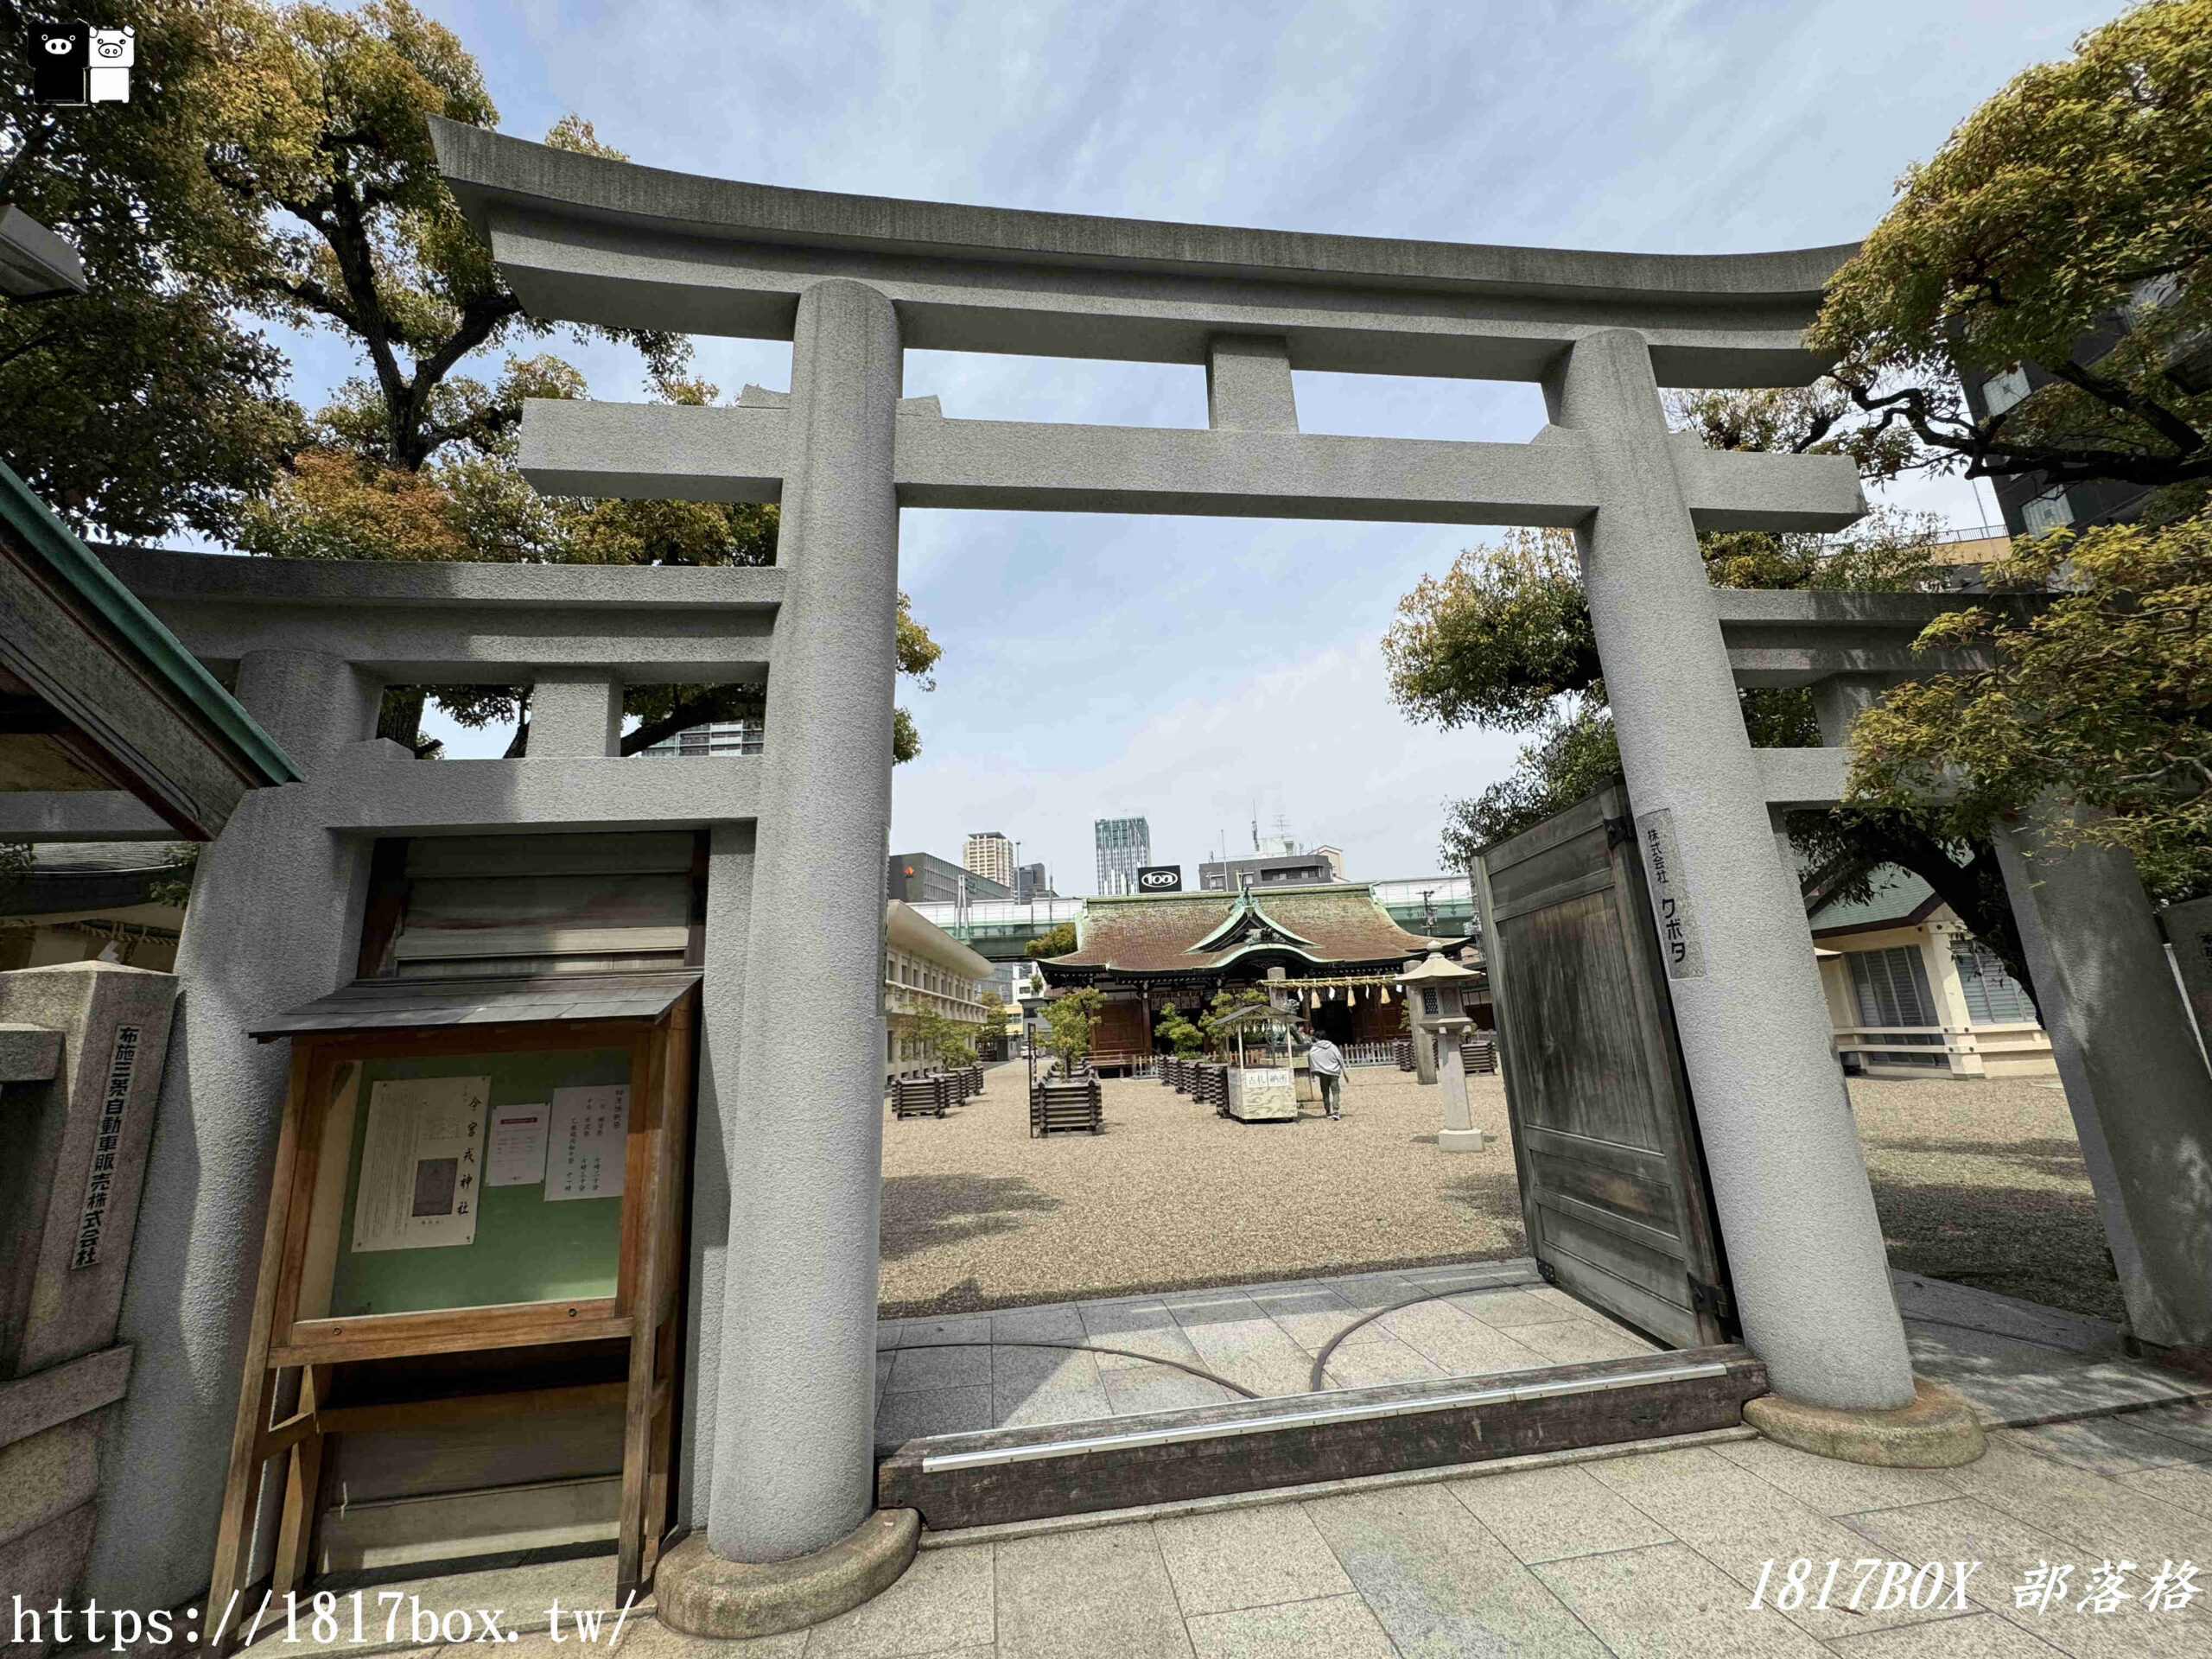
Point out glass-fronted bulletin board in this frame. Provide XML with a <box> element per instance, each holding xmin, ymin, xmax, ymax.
<box><xmin>303</xmin><ymin>1046</ymin><xmax>633</xmax><ymax>1318</ymax></box>
<box><xmin>208</xmin><ymin>972</ymin><xmax>700</xmax><ymax>1649</ymax></box>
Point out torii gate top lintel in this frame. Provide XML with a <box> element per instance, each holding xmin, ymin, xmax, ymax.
<box><xmin>429</xmin><ymin>117</ymin><xmax>1853</xmax><ymax>390</ymax></box>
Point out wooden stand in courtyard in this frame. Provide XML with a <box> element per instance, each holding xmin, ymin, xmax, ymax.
<box><xmin>205</xmin><ymin>973</ymin><xmax>699</xmax><ymax>1645</ymax></box>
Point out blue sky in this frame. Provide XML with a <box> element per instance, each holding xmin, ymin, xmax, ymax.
<box><xmin>276</xmin><ymin>0</ymin><xmax>2115</xmax><ymax>890</ymax></box>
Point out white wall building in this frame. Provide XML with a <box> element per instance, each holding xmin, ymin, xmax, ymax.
<box><xmin>882</xmin><ymin>899</ymin><xmax>995</xmax><ymax>1080</ymax></box>
<box><xmin>1810</xmin><ymin>873</ymin><xmax>2055</xmax><ymax>1080</ymax></box>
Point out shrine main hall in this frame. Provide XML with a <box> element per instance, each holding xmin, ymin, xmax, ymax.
<box><xmin>1033</xmin><ymin>880</ymin><xmax>1475</xmax><ymax>1064</ymax></box>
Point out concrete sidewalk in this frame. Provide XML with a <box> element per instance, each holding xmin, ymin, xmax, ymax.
<box><xmin>236</xmin><ymin>1274</ymin><xmax>2211</xmax><ymax>1659</ymax></box>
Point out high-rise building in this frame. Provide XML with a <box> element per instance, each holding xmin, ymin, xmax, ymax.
<box><xmin>887</xmin><ymin>852</ymin><xmax>1012</xmax><ymax>904</ymax></box>
<box><xmin>1014</xmin><ymin>862</ymin><xmax>1053</xmax><ymax>901</ymax></box>
<box><xmin>963</xmin><ymin>831</ymin><xmax>1015</xmax><ymax>889</ymax></box>
<box><xmin>1094</xmin><ymin>816</ymin><xmax>1151</xmax><ymax>895</ymax></box>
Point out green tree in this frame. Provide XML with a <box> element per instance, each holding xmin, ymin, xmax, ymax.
<box><xmin>1025</xmin><ymin>920</ymin><xmax>1078</xmax><ymax>959</ymax></box>
<box><xmin>1849</xmin><ymin>511</ymin><xmax>2212</xmax><ymax>900</ymax></box>
<box><xmin>0</xmin><ymin>1</ymin><xmax>299</xmax><ymax>538</ymax></box>
<box><xmin>1041</xmin><ymin>987</ymin><xmax>1104</xmax><ymax>1069</ymax></box>
<box><xmin>1154</xmin><ymin>1001</ymin><xmax>1205</xmax><ymax>1058</ymax></box>
<box><xmin>1810</xmin><ymin>0</ymin><xmax>2212</xmax><ymax>522</ymax></box>
<box><xmin>1385</xmin><ymin>386</ymin><xmax>2043</xmax><ymax>1003</ymax></box>
<box><xmin>907</xmin><ymin>1007</ymin><xmax>976</xmax><ymax>1068</ymax></box>
<box><xmin>197</xmin><ymin>1</ymin><xmax>938</xmax><ymax>757</ymax></box>
<box><xmin>1198</xmin><ymin>988</ymin><xmax>1271</xmax><ymax>1052</ymax></box>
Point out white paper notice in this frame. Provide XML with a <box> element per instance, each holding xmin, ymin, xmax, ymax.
<box><xmin>351</xmin><ymin>1076</ymin><xmax>488</xmax><ymax>1252</ymax></box>
<box><xmin>486</xmin><ymin>1103</ymin><xmax>550</xmax><ymax>1188</ymax></box>
<box><xmin>546</xmin><ymin>1085</ymin><xmax>628</xmax><ymax>1203</ymax></box>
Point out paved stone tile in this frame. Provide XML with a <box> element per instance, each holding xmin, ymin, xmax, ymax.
<box><xmin>1242</xmin><ymin>1284</ymin><xmax>1385</xmax><ymax>1351</ymax></box>
<box><xmin>801</xmin><ymin>1541</ymin><xmax>993</xmax><ymax>1657</ymax></box>
<box><xmin>2123</xmin><ymin>1400</ymin><xmax>2212</xmax><ymax>1455</ymax></box>
<box><xmin>1313</xmin><ymin>1274</ymin><xmax>1424</xmax><ymax>1313</ymax></box>
<box><xmin>1713</xmin><ymin>1435</ymin><xmax>1967</xmax><ymax>1516</ymax></box>
<box><xmin>875</xmin><ymin>1383</ymin><xmax>994</xmax><ymax>1449</ymax></box>
<box><xmin>1318</xmin><ymin>1332</ymin><xmax>1444</xmax><ymax>1389</ymax></box>
<box><xmin>1184</xmin><ymin>1593</ymin><xmax>1397</xmax><ymax>1659</ymax></box>
<box><xmin>1375</xmin><ymin>1300</ymin><xmax>1555</xmax><ymax>1376</ymax></box>
<box><xmin>875</xmin><ymin>1352</ymin><xmax>893</xmax><ymax>1395</ymax></box>
<box><xmin>1099</xmin><ymin>1364</ymin><xmax>1239</xmax><ymax>1415</ymax></box>
<box><xmin>994</xmin><ymin>1526</ymin><xmax>1192</xmax><ymax>1659</ymax></box>
<box><xmin>1533</xmin><ymin>1541</ymin><xmax>1827</xmax><ymax>1657</ymax></box>
<box><xmin>1833</xmin><ymin>1490</ymin><xmax>2212</xmax><ymax>1659</ymax></box>
<box><xmin>1841</xmin><ymin>1493</ymin><xmax>2089</xmax><ymax>1617</ymax></box>
<box><xmin>1993</xmin><ymin>1596</ymin><xmax>2212</xmax><ymax>1659</ymax></box>
<box><xmin>1449</xmin><ymin>1463</ymin><xmax>1674</xmax><ymax>1563</ymax></box>
<box><xmin>1177</xmin><ymin>1318</ymin><xmax>1316</xmax><ymax>1400</ymax></box>
<box><xmin>2116</xmin><ymin>1463</ymin><xmax>2212</xmax><ymax>1518</ymax></box>
<box><xmin>2132</xmin><ymin>1407</ymin><xmax>2212</xmax><ymax>1451</ymax></box>
<box><xmin>1151</xmin><ymin>1503</ymin><xmax>1352</xmax><ymax>1616</ymax></box>
<box><xmin>1078</xmin><ymin>1300</ymin><xmax>1209</xmax><ymax>1372</ymax></box>
<box><xmin>1304</xmin><ymin>1483</ymin><xmax>1606</xmax><ymax>1658</ymax></box>
<box><xmin>994</xmin><ymin>1344</ymin><xmax>1110</xmax><ymax>1428</ymax></box>
<box><xmin>1688</xmin><ymin>1508</ymin><xmax>1979</xmax><ymax>1640</ymax></box>
<box><xmin>901</xmin><ymin>1314</ymin><xmax>992</xmax><ymax>1348</ymax></box>
<box><xmin>887</xmin><ymin>1344</ymin><xmax>992</xmax><ymax>1394</ymax></box>
<box><xmin>1908</xmin><ymin>1337</ymin><xmax>2194</xmax><ymax>1427</ymax></box>
<box><xmin>1936</xmin><ymin>1434</ymin><xmax>2212</xmax><ymax>1563</ymax></box>
<box><xmin>989</xmin><ymin>1302</ymin><xmax>1086</xmax><ymax>1344</ymax></box>
<box><xmin>1823</xmin><ymin>1612</ymin><xmax>2061</xmax><ymax>1656</ymax></box>
<box><xmin>1160</xmin><ymin>1290</ymin><xmax>1272</xmax><ymax>1332</ymax></box>
<box><xmin>875</xmin><ymin>1319</ymin><xmax>908</xmax><ymax>1351</ymax></box>
<box><xmin>1507</xmin><ymin>1315</ymin><xmax>1662</xmax><ymax>1364</ymax></box>
<box><xmin>1586</xmin><ymin>1446</ymin><xmax>1817</xmax><ymax>1543</ymax></box>
<box><xmin>1449</xmin><ymin>1286</ymin><xmax>1584</xmax><ymax>1327</ymax></box>
<box><xmin>2011</xmin><ymin>1414</ymin><xmax>2212</xmax><ymax>1475</ymax></box>
<box><xmin>1396</xmin><ymin>1265</ymin><xmax>1526</xmax><ymax>1295</ymax></box>
<box><xmin>618</xmin><ymin>1619</ymin><xmax>804</xmax><ymax>1657</ymax></box>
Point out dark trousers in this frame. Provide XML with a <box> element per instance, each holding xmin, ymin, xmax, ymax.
<box><xmin>1318</xmin><ymin>1072</ymin><xmax>1342</xmax><ymax>1114</ymax></box>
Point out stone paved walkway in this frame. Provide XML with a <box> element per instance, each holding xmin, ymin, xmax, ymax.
<box><xmin>256</xmin><ymin>1276</ymin><xmax>2212</xmax><ymax>1659</ymax></box>
<box><xmin>263</xmin><ymin>1402</ymin><xmax>2212</xmax><ymax>1659</ymax></box>
<box><xmin>873</xmin><ymin>1259</ymin><xmax>1662</xmax><ymax>1450</ymax></box>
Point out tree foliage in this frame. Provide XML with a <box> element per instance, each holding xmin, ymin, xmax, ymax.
<box><xmin>1198</xmin><ymin>987</ymin><xmax>1271</xmax><ymax>1052</ymax></box>
<box><xmin>0</xmin><ymin>1</ymin><xmax>299</xmax><ymax>538</ymax></box>
<box><xmin>1025</xmin><ymin>920</ymin><xmax>1078</xmax><ymax>960</ymax></box>
<box><xmin>1154</xmin><ymin>1001</ymin><xmax>1206</xmax><ymax>1057</ymax></box>
<box><xmin>906</xmin><ymin>1007</ymin><xmax>976</xmax><ymax>1069</ymax></box>
<box><xmin>1810</xmin><ymin>0</ymin><xmax>2212</xmax><ymax>518</ymax></box>
<box><xmin>181</xmin><ymin>0</ymin><xmax>938</xmax><ymax>758</ymax></box>
<box><xmin>1848</xmin><ymin>511</ymin><xmax>2212</xmax><ymax>900</ymax></box>
<box><xmin>1040</xmin><ymin>987</ymin><xmax>1104</xmax><ymax>1068</ymax></box>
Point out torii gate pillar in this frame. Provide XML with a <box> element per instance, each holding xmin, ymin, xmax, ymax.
<box><xmin>1551</xmin><ymin>330</ymin><xmax>1919</xmax><ymax>1414</ymax></box>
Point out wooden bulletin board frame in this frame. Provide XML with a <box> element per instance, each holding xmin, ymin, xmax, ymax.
<box><xmin>207</xmin><ymin>988</ymin><xmax>696</xmax><ymax>1643</ymax></box>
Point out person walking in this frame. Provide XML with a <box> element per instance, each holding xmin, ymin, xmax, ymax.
<box><xmin>1306</xmin><ymin>1027</ymin><xmax>1348</xmax><ymax>1120</ymax></box>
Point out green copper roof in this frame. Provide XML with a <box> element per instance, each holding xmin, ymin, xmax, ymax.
<box><xmin>1188</xmin><ymin>886</ymin><xmax>1319</xmax><ymax>954</ymax></box>
<box><xmin>0</xmin><ymin>458</ymin><xmax>300</xmax><ymax>788</ymax></box>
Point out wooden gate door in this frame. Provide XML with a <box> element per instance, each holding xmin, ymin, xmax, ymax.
<box><xmin>1472</xmin><ymin>783</ymin><xmax>1733</xmax><ymax>1347</ymax></box>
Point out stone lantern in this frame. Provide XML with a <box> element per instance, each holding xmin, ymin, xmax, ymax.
<box><xmin>1396</xmin><ymin>951</ymin><xmax>1490</xmax><ymax>1154</ymax></box>
<box><xmin>1395</xmin><ymin>950</ymin><xmax>1480</xmax><ymax>1085</ymax></box>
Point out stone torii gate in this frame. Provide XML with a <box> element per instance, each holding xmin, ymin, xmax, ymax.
<box><xmin>430</xmin><ymin>120</ymin><xmax>1953</xmax><ymax>1622</ymax></box>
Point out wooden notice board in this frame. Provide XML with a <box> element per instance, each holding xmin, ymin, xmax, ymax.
<box><xmin>207</xmin><ymin>973</ymin><xmax>699</xmax><ymax>1643</ymax></box>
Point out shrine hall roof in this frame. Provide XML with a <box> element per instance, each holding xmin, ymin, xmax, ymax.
<box><xmin>1044</xmin><ymin>883</ymin><xmax>1458</xmax><ymax>977</ymax></box>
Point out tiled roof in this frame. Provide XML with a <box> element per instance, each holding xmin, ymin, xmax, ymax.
<box><xmin>1045</xmin><ymin>883</ymin><xmax>1455</xmax><ymax>976</ymax></box>
<box><xmin>1807</xmin><ymin>869</ymin><xmax>1942</xmax><ymax>938</ymax></box>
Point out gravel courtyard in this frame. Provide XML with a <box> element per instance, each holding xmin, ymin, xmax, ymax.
<box><xmin>878</xmin><ymin>1063</ymin><xmax>2116</xmax><ymax>1325</ymax></box>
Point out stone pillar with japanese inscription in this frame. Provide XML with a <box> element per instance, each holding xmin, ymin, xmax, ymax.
<box><xmin>1548</xmin><ymin>329</ymin><xmax>1916</xmax><ymax>1414</ymax></box>
<box><xmin>0</xmin><ymin>960</ymin><xmax>181</xmax><ymax>1643</ymax></box>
